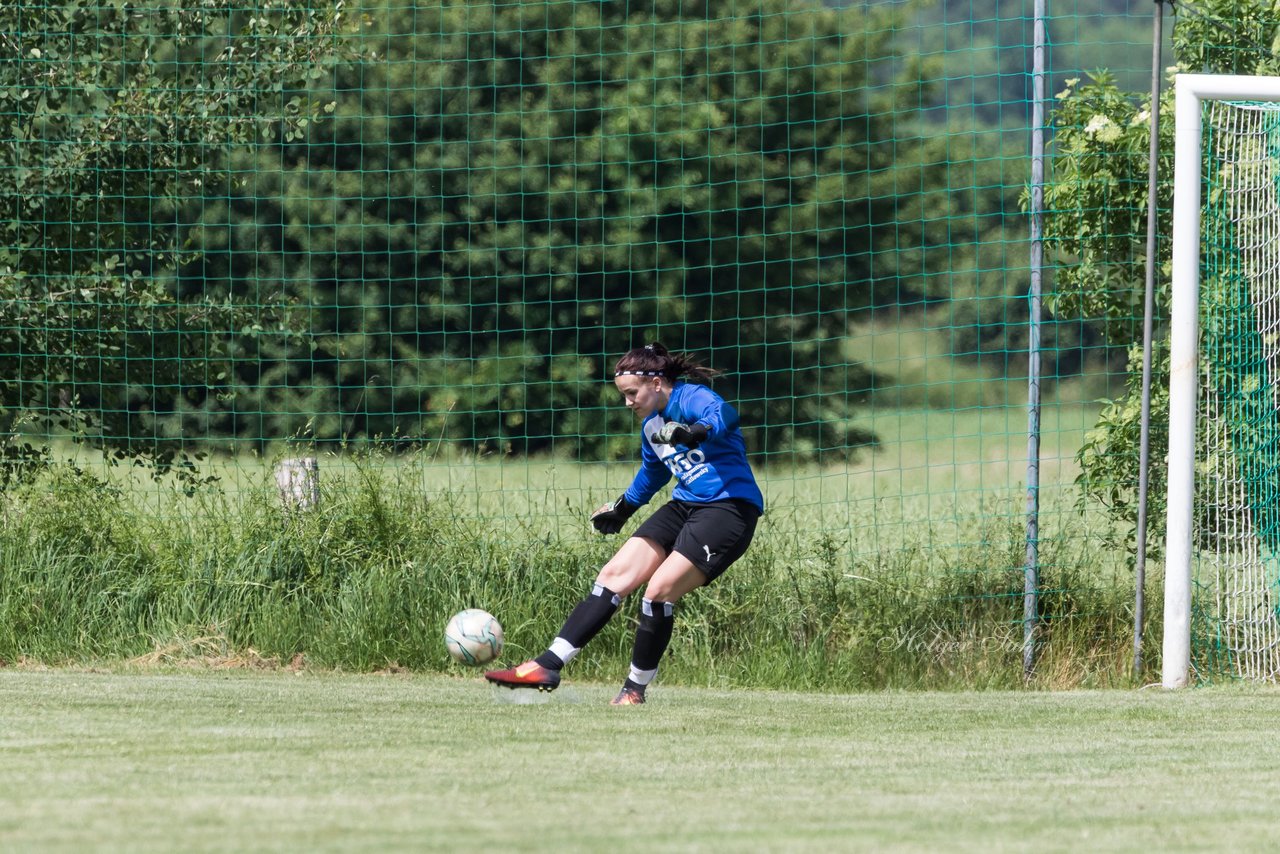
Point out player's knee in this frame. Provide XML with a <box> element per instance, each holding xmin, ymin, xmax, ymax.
<box><xmin>595</xmin><ymin>559</ymin><xmax>641</xmax><ymax>597</ymax></box>
<box><xmin>643</xmin><ymin>565</ymin><xmax>706</xmax><ymax>603</ymax></box>
<box><xmin>596</xmin><ymin>538</ymin><xmax>664</xmax><ymax>596</ymax></box>
<box><xmin>643</xmin><ymin>577</ymin><xmax>681</xmax><ymax>603</ymax></box>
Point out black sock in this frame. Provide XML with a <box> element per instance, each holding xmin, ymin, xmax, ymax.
<box><xmin>631</xmin><ymin>598</ymin><xmax>674</xmax><ymax>673</ymax></box>
<box><xmin>533</xmin><ymin>650</ymin><xmax>565</xmax><ymax>670</ymax></box>
<box><xmin>533</xmin><ymin>584</ymin><xmax>621</xmax><ymax>670</ymax></box>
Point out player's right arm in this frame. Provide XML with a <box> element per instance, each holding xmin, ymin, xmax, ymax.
<box><xmin>590</xmin><ymin>433</ymin><xmax>670</xmax><ymax>534</ymax></box>
<box><xmin>622</xmin><ymin>449</ymin><xmax>671</xmax><ymax>508</ymax></box>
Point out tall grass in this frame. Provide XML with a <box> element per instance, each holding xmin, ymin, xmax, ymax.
<box><xmin>0</xmin><ymin>435</ymin><xmax>1145</xmax><ymax>689</ymax></box>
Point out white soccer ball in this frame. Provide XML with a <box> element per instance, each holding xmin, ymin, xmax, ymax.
<box><xmin>444</xmin><ymin>608</ymin><xmax>504</xmax><ymax>666</ymax></box>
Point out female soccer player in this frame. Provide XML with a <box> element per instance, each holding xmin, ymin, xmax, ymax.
<box><xmin>485</xmin><ymin>342</ymin><xmax>764</xmax><ymax>705</ymax></box>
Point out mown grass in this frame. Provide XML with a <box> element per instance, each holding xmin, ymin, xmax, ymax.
<box><xmin>0</xmin><ymin>402</ymin><xmax>1147</xmax><ymax>690</ymax></box>
<box><xmin>3</xmin><ymin>669</ymin><xmax>1279</xmax><ymax>852</ymax></box>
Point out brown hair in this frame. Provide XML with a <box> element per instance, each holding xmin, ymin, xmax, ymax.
<box><xmin>613</xmin><ymin>342</ymin><xmax>719</xmax><ymax>383</ymax></box>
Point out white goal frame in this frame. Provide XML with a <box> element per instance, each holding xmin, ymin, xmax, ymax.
<box><xmin>1165</xmin><ymin>73</ymin><xmax>1280</xmax><ymax>688</ymax></box>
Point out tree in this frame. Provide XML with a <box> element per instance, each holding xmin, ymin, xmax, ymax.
<box><xmin>0</xmin><ymin>0</ymin><xmax>348</xmax><ymax>483</ymax></box>
<box><xmin>184</xmin><ymin>0</ymin><xmax>1020</xmax><ymax>460</ymax></box>
<box><xmin>1037</xmin><ymin>0</ymin><xmax>1280</xmax><ymax>551</ymax></box>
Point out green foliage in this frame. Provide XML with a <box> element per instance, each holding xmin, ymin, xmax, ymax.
<box><xmin>0</xmin><ymin>0</ymin><xmax>348</xmax><ymax>480</ymax></box>
<box><xmin>184</xmin><ymin>0</ymin><xmax>1022</xmax><ymax>459</ymax></box>
<box><xmin>1040</xmin><ymin>71</ymin><xmax>1171</xmax><ymax>344</ymax></box>
<box><xmin>1039</xmin><ymin>0</ymin><xmax>1280</xmax><ymax>534</ymax></box>
<box><xmin>1073</xmin><ymin>341</ymin><xmax>1168</xmax><ymax>557</ymax></box>
<box><xmin>6</xmin><ymin>0</ymin><xmax>1048</xmax><ymax>462</ymax></box>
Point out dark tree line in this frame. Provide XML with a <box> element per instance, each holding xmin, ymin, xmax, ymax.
<box><xmin>5</xmin><ymin>0</ymin><xmax>1030</xmax><ymax>473</ymax></box>
<box><xmin>181</xmin><ymin>0</ymin><xmax>1020</xmax><ymax>459</ymax></box>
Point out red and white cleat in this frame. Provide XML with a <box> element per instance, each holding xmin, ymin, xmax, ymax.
<box><xmin>484</xmin><ymin>660</ymin><xmax>561</xmax><ymax>692</ymax></box>
<box><xmin>609</xmin><ymin>685</ymin><xmax>646</xmax><ymax>706</ymax></box>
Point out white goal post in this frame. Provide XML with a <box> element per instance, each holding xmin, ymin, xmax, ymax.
<box><xmin>1165</xmin><ymin>73</ymin><xmax>1280</xmax><ymax>688</ymax></box>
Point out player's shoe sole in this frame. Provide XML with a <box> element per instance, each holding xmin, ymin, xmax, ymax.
<box><xmin>484</xmin><ymin>660</ymin><xmax>561</xmax><ymax>692</ymax></box>
<box><xmin>609</xmin><ymin>686</ymin><xmax>646</xmax><ymax>705</ymax></box>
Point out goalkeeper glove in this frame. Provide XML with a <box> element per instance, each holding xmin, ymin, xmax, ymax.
<box><xmin>591</xmin><ymin>494</ymin><xmax>637</xmax><ymax>534</ymax></box>
<box><xmin>652</xmin><ymin>421</ymin><xmax>709</xmax><ymax>448</ymax></box>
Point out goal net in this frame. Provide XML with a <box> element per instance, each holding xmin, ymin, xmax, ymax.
<box><xmin>1166</xmin><ymin>75</ymin><xmax>1280</xmax><ymax>686</ymax></box>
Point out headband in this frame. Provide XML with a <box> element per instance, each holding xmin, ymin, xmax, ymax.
<box><xmin>614</xmin><ymin>370</ymin><xmax>664</xmax><ymax>377</ymax></box>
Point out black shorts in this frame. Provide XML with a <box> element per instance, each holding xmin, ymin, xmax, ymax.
<box><xmin>631</xmin><ymin>499</ymin><xmax>761</xmax><ymax>583</ymax></box>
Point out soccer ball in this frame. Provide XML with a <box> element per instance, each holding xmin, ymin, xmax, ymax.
<box><xmin>444</xmin><ymin>608</ymin><xmax>504</xmax><ymax>666</ymax></box>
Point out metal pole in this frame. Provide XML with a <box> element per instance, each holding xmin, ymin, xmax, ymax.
<box><xmin>1133</xmin><ymin>0</ymin><xmax>1165</xmax><ymax>682</ymax></box>
<box><xmin>1025</xmin><ymin>0</ymin><xmax>1046</xmax><ymax>682</ymax></box>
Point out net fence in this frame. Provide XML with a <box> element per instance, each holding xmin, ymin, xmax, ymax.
<box><xmin>0</xmin><ymin>0</ymin><xmax>1197</xmax><ymax>683</ymax></box>
<box><xmin>1195</xmin><ymin>98</ymin><xmax>1280</xmax><ymax>680</ymax></box>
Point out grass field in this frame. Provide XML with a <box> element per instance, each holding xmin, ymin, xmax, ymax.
<box><xmin>4</xmin><ymin>667</ymin><xmax>1279</xmax><ymax>852</ymax></box>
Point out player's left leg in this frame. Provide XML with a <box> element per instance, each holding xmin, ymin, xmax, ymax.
<box><xmin>611</xmin><ymin>500</ymin><xmax>760</xmax><ymax>706</ymax></box>
<box><xmin>610</xmin><ymin>556</ymin><xmax>705</xmax><ymax>705</ymax></box>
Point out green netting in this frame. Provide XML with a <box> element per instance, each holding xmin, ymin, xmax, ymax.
<box><xmin>0</xmin><ymin>0</ymin><xmax>1201</xmax><ymax>685</ymax></box>
<box><xmin>1192</xmin><ymin>98</ymin><xmax>1280</xmax><ymax>680</ymax></box>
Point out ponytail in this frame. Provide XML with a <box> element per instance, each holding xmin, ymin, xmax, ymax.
<box><xmin>613</xmin><ymin>342</ymin><xmax>719</xmax><ymax>383</ymax></box>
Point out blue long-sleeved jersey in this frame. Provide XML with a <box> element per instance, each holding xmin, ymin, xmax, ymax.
<box><xmin>622</xmin><ymin>382</ymin><xmax>764</xmax><ymax>514</ymax></box>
